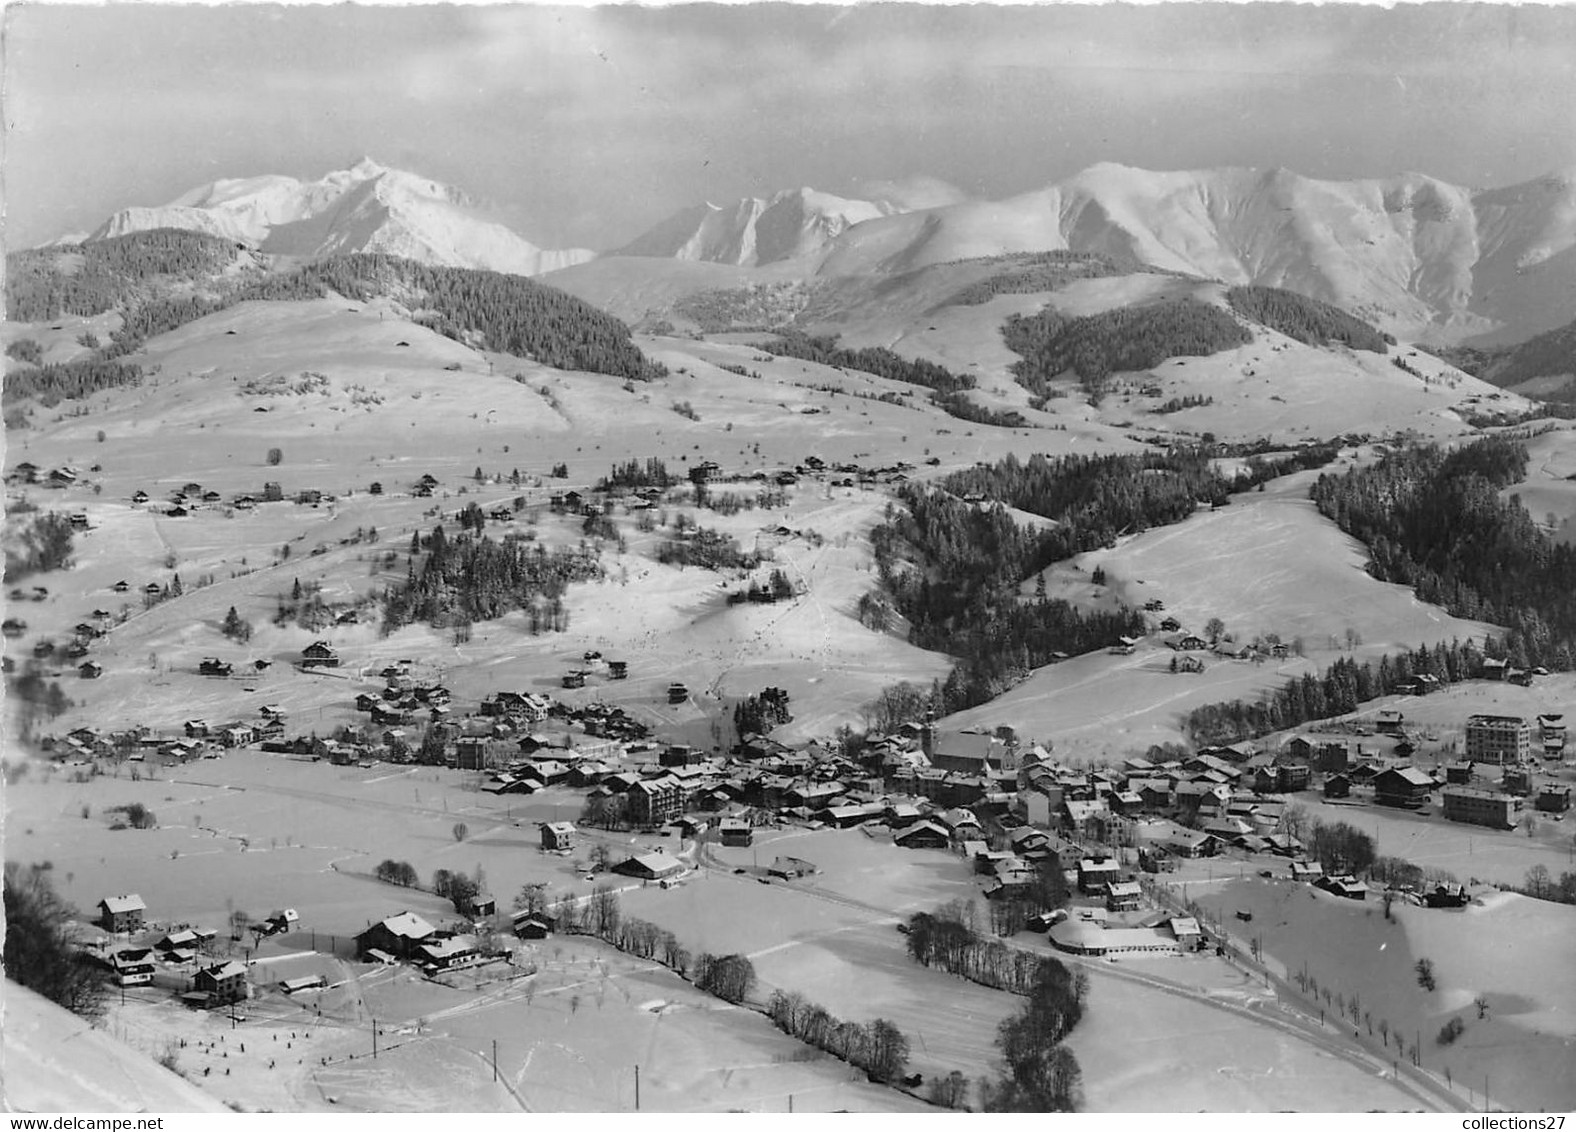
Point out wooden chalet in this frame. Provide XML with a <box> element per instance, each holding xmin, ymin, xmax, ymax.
<box><xmin>1314</xmin><ymin>874</ymin><xmax>1369</xmax><ymax>901</ymax></box>
<box><xmin>301</xmin><ymin>641</ymin><xmax>340</xmax><ymax>668</ymax></box>
<box><xmin>356</xmin><ymin>912</ymin><xmax>436</xmax><ymax>961</ymax></box>
<box><xmin>892</xmin><ymin>820</ymin><xmax>950</xmax><ymax>849</ymax></box>
<box><xmin>110</xmin><ymin>947</ymin><xmax>156</xmax><ymax>987</ymax></box>
<box><xmin>512</xmin><ymin>913</ymin><xmax>555</xmax><ymax>940</ymax></box>
<box><xmin>1373</xmin><ymin>766</ymin><xmax>1434</xmax><ymax>809</ymax></box>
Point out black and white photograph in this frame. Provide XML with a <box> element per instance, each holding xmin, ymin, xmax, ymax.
<box><xmin>3</xmin><ymin>0</ymin><xmax>1575</xmax><ymax>1116</ymax></box>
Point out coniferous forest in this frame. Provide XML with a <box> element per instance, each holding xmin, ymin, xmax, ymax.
<box><xmin>379</xmin><ymin>525</ymin><xmax>604</xmax><ymax>633</ymax></box>
<box><xmin>1311</xmin><ymin>436</ymin><xmax>1576</xmax><ymax>668</ymax></box>
<box><xmin>1427</xmin><ymin>316</ymin><xmax>1576</xmax><ymax>390</ymax></box>
<box><xmin>871</xmin><ymin>452</ymin><xmax>1235</xmax><ymax>712</ymax></box>
<box><xmin>210</xmin><ymin>256</ymin><xmax>664</xmax><ymax>381</ymax></box>
<box><xmin>1002</xmin><ymin>298</ymin><xmax>1252</xmax><ymax>399</ymax></box>
<box><xmin>941</xmin><ymin>449</ymin><xmax>1234</xmax><ymax>548</ymax></box>
<box><xmin>1224</xmin><ymin>285</ymin><xmax>1392</xmax><ymax>353</ymax></box>
<box><xmin>5</xmin><ymin>229</ymin><xmax>250</xmax><ymax>321</ymax></box>
<box><xmin>1185</xmin><ymin>435</ymin><xmax>1576</xmax><ymax>743</ymax></box>
<box><xmin>1184</xmin><ymin>638</ymin><xmax>1490</xmax><ymax>745</ymax></box>
<box><xmin>870</xmin><ymin>446</ymin><xmax>1361</xmax><ymax>714</ymax></box>
<box><xmin>942</xmin><ymin>250</ymin><xmax>1140</xmax><ymax>307</ymax></box>
<box><xmin>761</xmin><ymin>331</ymin><xmax>976</xmax><ymax>393</ymax></box>
<box><xmin>5</xmin><ymin>235</ymin><xmax>669</xmax><ymax>397</ymax></box>
<box><xmin>761</xmin><ymin>330</ymin><xmax>1040</xmax><ymax>427</ymax></box>
<box><xmin>1</xmin><ymin>359</ymin><xmax>144</xmax><ymax>407</ymax></box>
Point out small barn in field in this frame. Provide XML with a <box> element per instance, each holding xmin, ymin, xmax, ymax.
<box><xmin>512</xmin><ymin>912</ymin><xmax>556</xmax><ymax>939</ymax></box>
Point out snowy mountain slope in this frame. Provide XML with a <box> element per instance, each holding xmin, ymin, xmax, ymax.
<box><xmin>2</xmin><ymin>983</ymin><xmax>230</xmax><ymax>1112</ymax></box>
<box><xmin>613</xmin><ymin>186</ymin><xmax>909</xmax><ymax>266</ymax></box>
<box><xmin>87</xmin><ymin>158</ymin><xmax>593</xmax><ymax>277</ymax></box>
<box><xmin>632</xmin><ymin>163</ymin><xmax>1576</xmax><ymax>343</ymax></box>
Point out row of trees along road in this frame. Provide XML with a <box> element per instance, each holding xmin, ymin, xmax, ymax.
<box><xmin>904</xmin><ymin>901</ymin><xmax>1088</xmax><ymax>1111</ymax></box>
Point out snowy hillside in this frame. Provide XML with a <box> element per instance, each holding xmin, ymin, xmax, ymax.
<box><xmin>86</xmin><ymin>158</ymin><xmax>593</xmax><ymax>277</ymax></box>
<box><xmin>2</xmin><ymin>983</ymin><xmax>229</xmax><ymax>1112</ymax></box>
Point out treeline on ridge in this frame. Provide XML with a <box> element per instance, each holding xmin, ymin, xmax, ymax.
<box><xmin>1002</xmin><ymin>298</ymin><xmax>1252</xmax><ymax>399</ymax></box>
<box><xmin>943</xmin><ymin>250</ymin><xmax>1141</xmax><ymax>308</ymax></box>
<box><xmin>1224</xmin><ymin>285</ymin><xmax>1392</xmax><ymax>353</ymax></box>
<box><xmin>9</xmin><ymin>237</ymin><xmax>668</xmax><ymax>388</ymax></box>
<box><xmin>940</xmin><ymin>449</ymin><xmax>1235</xmax><ymax>547</ymax></box>
<box><xmin>760</xmin><ymin>331</ymin><xmax>975</xmax><ymax>393</ymax></box>
<box><xmin>5</xmin><ymin>229</ymin><xmax>250</xmax><ymax>322</ymax></box>
<box><xmin>242</xmin><ymin>256</ymin><xmax>669</xmax><ymax>382</ymax></box>
<box><xmin>760</xmin><ymin>330</ymin><xmax>1037</xmax><ymax>428</ymax></box>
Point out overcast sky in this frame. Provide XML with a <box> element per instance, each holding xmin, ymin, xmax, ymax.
<box><xmin>5</xmin><ymin>2</ymin><xmax>1576</xmax><ymax>252</ymax></box>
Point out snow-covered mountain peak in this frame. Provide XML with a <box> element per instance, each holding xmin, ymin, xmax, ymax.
<box><xmin>810</xmin><ymin>163</ymin><xmax>1576</xmax><ymax>343</ymax></box>
<box><xmin>614</xmin><ymin>184</ymin><xmax>913</xmax><ymax>266</ymax></box>
<box><xmin>83</xmin><ymin>160</ymin><xmax>592</xmax><ymax>277</ymax></box>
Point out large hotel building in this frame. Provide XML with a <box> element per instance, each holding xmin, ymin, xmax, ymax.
<box><xmin>1464</xmin><ymin>714</ymin><xmax>1531</xmax><ymax>765</ymax></box>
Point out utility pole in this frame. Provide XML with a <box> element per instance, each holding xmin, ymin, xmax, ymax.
<box><xmin>634</xmin><ymin>1064</ymin><xmax>640</xmax><ymax>1111</ymax></box>
<box><xmin>493</xmin><ymin>1039</ymin><xmax>498</xmax><ymax>1083</ymax></box>
<box><xmin>372</xmin><ymin>1018</ymin><xmax>378</xmax><ymax>1059</ymax></box>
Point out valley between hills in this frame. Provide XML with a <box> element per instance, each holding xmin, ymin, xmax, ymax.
<box><xmin>5</xmin><ymin>158</ymin><xmax>1576</xmax><ymax>1115</ymax></box>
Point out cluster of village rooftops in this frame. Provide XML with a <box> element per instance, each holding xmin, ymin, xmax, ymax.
<box><xmin>75</xmin><ymin>692</ymin><xmax>1571</xmax><ymax>1006</ymax></box>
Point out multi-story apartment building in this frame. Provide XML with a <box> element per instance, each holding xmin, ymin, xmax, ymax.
<box><xmin>1441</xmin><ymin>786</ymin><xmax>1521</xmax><ymax>829</ymax></box>
<box><xmin>1464</xmin><ymin>715</ymin><xmax>1531</xmax><ymax>765</ymax></box>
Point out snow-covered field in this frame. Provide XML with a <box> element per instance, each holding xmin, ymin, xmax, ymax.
<box><xmin>2</xmin><ymin>984</ymin><xmax>230</xmax><ymax>1113</ymax></box>
<box><xmin>1503</xmin><ymin>425</ymin><xmax>1576</xmax><ymax>545</ymax></box>
<box><xmin>624</xmin><ymin>829</ymin><xmax>1438</xmax><ymax>1111</ymax></box>
<box><xmin>1191</xmin><ymin>877</ymin><xmax>1576</xmax><ymax>1113</ymax></box>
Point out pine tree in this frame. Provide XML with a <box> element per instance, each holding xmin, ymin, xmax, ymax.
<box><xmin>221</xmin><ymin>606</ymin><xmax>250</xmax><ymax>642</ymax></box>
